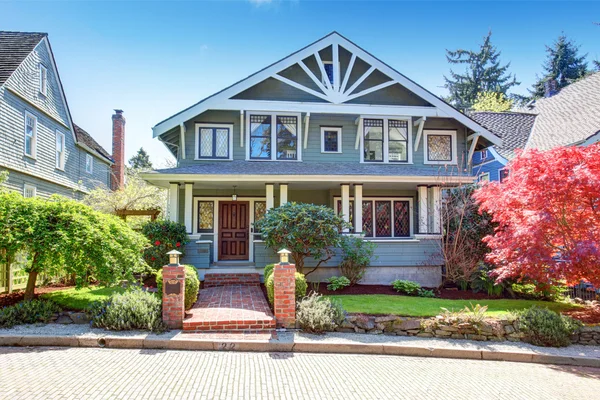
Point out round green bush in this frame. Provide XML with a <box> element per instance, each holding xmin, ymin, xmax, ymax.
<box><xmin>156</xmin><ymin>265</ymin><xmax>200</xmax><ymax>310</ymax></box>
<box><xmin>263</xmin><ymin>264</ymin><xmax>275</xmax><ymax>282</ymax></box>
<box><xmin>266</xmin><ymin>271</ymin><xmax>308</xmax><ymax>305</ymax></box>
<box><xmin>518</xmin><ymin>306</ymin><xmax>583</xmax><ymax>347</ymax></box>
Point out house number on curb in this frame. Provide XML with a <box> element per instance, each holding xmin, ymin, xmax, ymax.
<box><xmin>165</xmin><ymin>280</ymin><xmax>181</xmax><ymax>296</ymax></box>
<box><xmin>218</xmin><ymin>343</ymin><xmax>238</xmax><ymax>351</ymax></box>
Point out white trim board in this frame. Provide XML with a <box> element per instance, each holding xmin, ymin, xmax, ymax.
<box><xmin>152</xmin><ymin>32</ymin><xmax>501</xmax><ymax>147</ymax></box>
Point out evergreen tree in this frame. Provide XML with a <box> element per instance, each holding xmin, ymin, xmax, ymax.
<box><xmin>128</xmin><ymin>147</ymin><xmax>153</xmax><ymax>171</ymax></box>
<box><xmin>444</xmin><ymin>31</ymin><xmax>519</xmax><ymax>111</ymax></box>
<box><xmin>530</xmin><ymin>34</ymin><xmax>588</xmax><ymax>98</ymax></box>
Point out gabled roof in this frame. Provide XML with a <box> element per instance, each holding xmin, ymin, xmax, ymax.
<box><xmin>524</xmin><ymin>72</ymin><xmax>600</xmax><ymax>150</ymax></box>
<box><xmin>470</xmin><ymin>112</ymin><xmax>537</xmax><ymax>160</ymax></box>
<box><xmin>0</xmin><ymin>31</ymin><xmax>46</xmax><ymax>86</ymax></box>
<box><xmin>73</xmin><ymin>124</ymin><xmax>113</xmax><ymax>163</ymax></box>
<box><xmin>152</xmin><ymin>32</ymin><xmax>500</xmax><ymax>146</ymax></box>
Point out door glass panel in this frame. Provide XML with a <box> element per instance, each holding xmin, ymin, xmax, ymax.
<box><xmin>197</xmin><ymin>201</ymin><xmax>214</xmax><ymax>232</ymax></box>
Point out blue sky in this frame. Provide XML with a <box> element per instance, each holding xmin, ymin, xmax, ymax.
<box><xmin>2</xmin><ymin>1</ymin><xmax>599</xmax><ymax>165</ymax></box>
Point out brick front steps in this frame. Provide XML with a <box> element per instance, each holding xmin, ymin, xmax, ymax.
<box><xmin>203</xmin><ymin>273</ymin><xmax>260</xmax><ymax>288</ymax></box>
<box><xmin>183</xmin><ymin>285</ymin><xmax>275</xmax><ymax>333</ymax></box>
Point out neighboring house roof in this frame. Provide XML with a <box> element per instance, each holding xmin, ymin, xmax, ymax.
<box><xmin>73</xmin><ymin>124</ymin><xmax>113</xmax><ymax>163</ymax></box>
<box><xmin>469</xmin><ymin>112</ymin><xmax>537</xmax><ymax>160</ymax></box>
<box><xmin>0</xmin><ymin>31</ymin><xmax>46</xmax><ymax>86</ymax></box>
<box><xmin>525</xmin><ymin>72</ymin><xmax>600</xmax><ymax>151</ymax></box>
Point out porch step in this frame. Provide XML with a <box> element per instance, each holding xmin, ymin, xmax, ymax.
<box><xmin>203</xmin><ymin>272</ymin><xmax>261</xmax><ymax>288</ymax></box>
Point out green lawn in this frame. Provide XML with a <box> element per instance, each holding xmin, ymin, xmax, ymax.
<box><xmin>41</xmin><ymin>286</ymin><xmax>126</xmax><ymax>310</ymax></box>
<box><xmin>326</xmin><ymin>294</ymin><xmax>579</xmax><ymax>317</ymax></box>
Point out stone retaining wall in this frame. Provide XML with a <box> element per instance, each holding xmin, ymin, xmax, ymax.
<box><xmin>339</xmin><ymin>314</ymin><xmax>599</xmax><ymax>346</ymax></box>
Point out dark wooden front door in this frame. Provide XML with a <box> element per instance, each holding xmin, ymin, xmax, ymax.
<box><xmin>218</xmin><ymin>201</ymin><xmax>250</xmax><ymax>260</ymax></box>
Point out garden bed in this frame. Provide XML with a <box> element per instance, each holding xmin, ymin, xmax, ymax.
<box><xmin>309</xmin><ymin>283</ymin><xmax>503</xmax><ymax>300</ymax></box>
<box><xmin>0</xmin><ymin>283</ymin><xmax>72</xmax><ymax>308</ymax></box>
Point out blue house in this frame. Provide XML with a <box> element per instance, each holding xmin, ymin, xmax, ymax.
<box><xmin>142</xmin><ymin>32</ymin><xmax>501</xmax><ymax>286</ymax></box>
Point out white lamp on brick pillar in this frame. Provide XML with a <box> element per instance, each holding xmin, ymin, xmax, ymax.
<box><xmin>166</xmin><ymin>250</ymin><xmax>182</xmax><ymax>266</ymax></box>
<box><xmin>277</xmin><ymin>248</ymin><xmax>291</xmax><ymax>265</ymax></box>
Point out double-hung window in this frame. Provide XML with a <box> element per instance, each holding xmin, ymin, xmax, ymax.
<box><xmin>335</xmin><ymin>197</ymin><xmax>412</xmax><ymax>238</ymax></box>
<box><xmin>39</xmin><ymin>64</ymin><xmax>47</xmax><ymax>96</ymax></box>
<box><xmin>362</xmin><ymin>117</ymin><xmax>412</xmax><ymax>163</ymax></box>
<box><xmin>195</xmin><ymin>123</ymin><xmax>233</xmax><ymax>160</ymax></box>
<box><xmin>424</xmin><ymin>130</ymin><xmax>457</xmax><ymax>165</ymax></box>
<box><xmin>55</xmin><ymin>130</ymin><xmax>65</xmax><ymax>170</ymax></box>
<box><xmin>24</xmin><ymin>112</ymin><xmax>37</xmax><ymax>158</ymax></box>
<box><xmin>247</xmin><ymin>112</ymin><xmax>301</xmax><ymax>161</ymax></box>
<box><xmin>85</xmin><ymin>154</ymin><xmax>93</xmax><ymax>174</ymax></box>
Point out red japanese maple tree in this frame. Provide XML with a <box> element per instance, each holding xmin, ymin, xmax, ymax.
<box><xmin>473</xmin><ymin>144</ymin><xmax>600</xmax><ymax>287</ymax></box>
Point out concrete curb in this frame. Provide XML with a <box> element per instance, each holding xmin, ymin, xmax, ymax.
<box><xmin>1</xmin><ymin>334</ymin><xmax>598</xmax><ymax>368</ymax></box>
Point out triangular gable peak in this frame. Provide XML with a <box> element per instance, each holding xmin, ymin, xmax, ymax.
<box><xmin>153</xmin><ymin>32</ymin><xmax>500</xmax><ymax>146</ymax></box>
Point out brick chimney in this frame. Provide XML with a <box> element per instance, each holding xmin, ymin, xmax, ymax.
<box><xmin>111</xmin><ymin>109</ymin><xmax>126</xmax><ymax>190</ymax></box>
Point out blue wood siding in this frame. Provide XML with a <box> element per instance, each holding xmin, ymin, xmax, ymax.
<box><xmin>472</xmin><ymin>149</ymin><xmax>507</xmax><ymax>181</ymax></box>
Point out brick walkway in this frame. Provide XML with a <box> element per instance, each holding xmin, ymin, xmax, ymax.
<box><xmin>183</xmin><ymin>285</ymin><xmax>275</xmax><ymax>332</ymax></box>
<box><xmin>1</xmin><ymin>347</ymin><xmax>599</xmax><ymax>399</ymax></box>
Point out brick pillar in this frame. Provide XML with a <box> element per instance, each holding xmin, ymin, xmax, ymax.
<box><xmin>111</xmin><ymin>109</ymin><xmax>126</xmax><ymax>191</ymax></box>
<box><xmin>274</xmin><ymin>262</ymin><xmax>296</xmax><ymax>328</ymax></box>
<box><xmin>162</xmin><ymin>265</ymin><xmax>185</xmax><ymax>329</ymax></box>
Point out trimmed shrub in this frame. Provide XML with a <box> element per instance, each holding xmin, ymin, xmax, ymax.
<box><xmin>392</xmin><ymin>279</ymin><xmax>421</xmax><ymax>295</ymax></box>
<box><xmin>266</xmin><ymin>272</ymin><xmax>308</xmax><ymax>305</ymax></box>
<box><xmin>0</xmin><ymin>300</ymin><xmax>61</xmax><ymax>328</ymax></box>
<box><xmin>89</xmin><ymin>289</ymin><xmax>166</xmax><ymax>332</ymax></box>
<box><xmin>142</xmin><ymin>220</ymin><xmax>189</xmax><ymax>270</ymax></box>
<box><xmin>297</xmin><ymin>292</ymin><xmax>346</xmax><ymax>333</ymax></box>
<box><xmin>326</xmin><ymin>276</ymin><xmax>351</xmax><ymax>291</ymax></box>
<box><xmin>156</xmin><ymin>265</ymin><xmax>200</xmax><ymax>310</ymax></box>
<box><xmin>518</xmin><ymin>306</ymin><xmax>582</xmax><ymax>347</ymax></box>
<box><xmin>263</xmin><ymin>264</ymin><xmax>275</xmax><ymax>282</ymax></box>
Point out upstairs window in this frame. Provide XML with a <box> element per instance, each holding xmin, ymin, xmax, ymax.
<box><xmin>85</xmin><ymin>154</ymin><xmax>93</xmax><ymax>174</ymax></box>
<box><xmin>55</xmin><ymin>131</ymin><xmax>65</xmax><ymax>170</ymax></box>
<box><xmin>363</xmin><ymin>119</ymin><xmax>384</xmax><ymax>162</ymax></box>
<box><xmin>247</xmin><ymin>113</ymin><xmax>301</xmax><ymax>161</ymax></box>
<box><xmin>499</xmin><ymin>168</ymin><xmax>509</xmax><ymax>183</ymax></box>
<box><xmin>362</xmin><ymin>117</ymin><xmax>412</xmax><ymax>163</ymax></box>
<box><xmin>388</xmin><ymin>120</ymin><xmax>408</xmax><ymax>162</ymax></box>
<box><xmin>24</xmin><ymin>112</ymin><xmax>37</xmax><ymax>158</ymax></box>
<box><xmin>23</xmin><ymin>184</ymin><xmax>36</xmax><ymax>198</ymax></box>
<box><xmin>39</xmin><ymin>64</ymin><xmax>47</xmax><ymax>96</ymax></box>
<box><xmin>478</xmin><ymin>172</ymin><xmax>490</xmax><ymax>183</ymax></box>
<box><xmin>195</xmin><ymin>123</ymin><xmax>232</xmax><ymax>160</ymax></box>
<box><xmin>480</xmin><ymin>149</ymin><xmax>488</xmax><ymax>160</ymax></box>
<box><xmin>424</xmin><ymin>130</ymin><xmax>457</xmax><ymax>165</ymax></box>
<box><xmin>321</xmin><ymin>127</ymin><xmax>342</xmax><ymax>153</ymax></box>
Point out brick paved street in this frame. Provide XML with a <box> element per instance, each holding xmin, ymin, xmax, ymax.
<box><xmin>0</xmin><ymin>347</ymin><xmax>599</xmax><ymax>399</ymax></box>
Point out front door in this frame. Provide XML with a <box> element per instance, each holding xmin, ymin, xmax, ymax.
<box><xmin>218</xmin><ymin>201</ymin><xmax>250</xmax><ymax>260</ymax></box>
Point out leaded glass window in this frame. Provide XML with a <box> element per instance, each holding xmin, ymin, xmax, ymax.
<box><xmin>197</xmin><ymin>201</ymin><xmax>214</xmax><ymax>232</ymax></box>
<box><xmin>388</xmin><ymin>120</ymin><xmax>408</xmax><ymax>162</ymax></box>
<box><xmin>198</xmin><ymin>126</ymin><xmax>230</xmax><ymax>159</ymax></box>
<box><xmin>375</xmin><ymin>201</ymin><xmax>392</xmax><ymax>237</ymax></box>
<box><xmin>353</xmin><ymin>199</ymin><xmax>412</xmax><ymax>238</ymax></box>
<box><xmin>322</xmin><ymin>127</ymin><xmax>341</xmax><ymax>153</ymax></box>
<box><xmin>254</xmin><ymin>201</ymin><xmax>267</xmax><ymax>224</ymax></box>
<box><xmin>362</xmin><ymin>201</ymin><xmax>373</xmax><ymax>237</ymax></box>
<box><xmin>276</xmin><ymin>116</ymin><xmax>297</xmax><ymax>160</ymax></box>
<box><xmin>363</xmin><ymin>119</ymin><xmax>383</xmax><ymax>162</ymax></box>
<box><xmin>336</xmin><ymin>200</ymin><xmax>354</xmax><ymax>225</ymax></box>
<box><xmin>394</xmin><ymin>201</ymin><xmax>410</xmax><ymax>237</ymax></box>
<box><xmin>427</xmin><ymin>134</ymin><xmax>452</xmax><ymax>162</ymax></box>
<box><xmin>250</xmin><ymin>115</ymin><xmax>271</xmax><ymax>159</ymax></box>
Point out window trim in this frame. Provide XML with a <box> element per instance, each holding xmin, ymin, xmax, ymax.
<box><xmin>23</xmin><ymin>183</ymin><xmax>37</xmax><ymax>198</ymax></box>
<box><xmin>245</xmin><ymin>111</ymin><xmax>302</xmax><ymax>161</ymax></box>
<box><xmin>24</xmin><ymin>111</ymin><xmax>37</xmax><ymax>159</ymax></box>
<box><xmin>320</xmin><ymin>126</ymin><xmax>343</xmax><ymax>153</ymax></box>
<box><xmin>478</xmin><ymin>172</ymin><xmax>490</xmax><ymax>183</ymax></box>
<box><xmin>55</xmin><ymin>130</ymin><xmax>66</xmax><ymax>170</ymax></box>
<box><xmin>423</xmin><ymin>129</ymin><xmax>458</xmax><ymax>165</ymax></box>
<box><xmin>39</xmin><ymin>64</ymin><xmax>47</xmax><ymax>96</ymax></box>
<box><xmin>194</xmin><ymin>123</ymin><xmax>234</xmax><ymax>161</ymax></box>
<box><xmin>334</xmin><ymin>196</ymin><xmax>414</xmax><ymax>238</ymax></box>
<box><xmin>359</xmin><ymin>116</ymin><xmax>413</xmax><ymax>164</ymax></box>
<box><xmin>499</xmin><ymin>168</ymin><xmax>509</xmax><ymax>183</ymax></box>
<box><xmin>85</xmin><ymin>153</ymin><xmax>94</xmax><ymax>174</ymax></box>
<box><xmin>480</xmin><ymin>149</ymin><xmax>488</xmax><ymax>160</ymax></box>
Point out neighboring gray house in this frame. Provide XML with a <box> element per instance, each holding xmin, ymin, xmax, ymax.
<box><xmin>0</xmin><ymin>31</ymin><xmax>115</xmax><ymax>199</ymax></box>
<box><xmin>471</xmin><ymin>72</ymin><xmax>600</xmax><ymax>182</ymax></box>
<box><xmin>142</xmin><ymin>32</ymin><xmax>501</xmax><ymax>286</ymax></box>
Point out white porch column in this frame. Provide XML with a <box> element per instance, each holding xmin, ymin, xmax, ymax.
<box><xmin>417</xmin><ymin>185</ymin><xmax>429</xmax><ymax>234</ymax></box>
<box><xmin>341</xmin><ymin>183</ymin><xmax>350</xmax><ymax>233</ymax></box>
<box><xmin>353</xmin><ymin>184</ymin><xmax>363</xmax><ymax>234</ymax></box>
<box><xmin>279</xmin><ymin>183</ymin><xmax>288</xmax><ymax>206</ymax></box>
<box><xmin>184</xmin><ymin>183</ymin><xmax>193</xmax><ymax>233</ymax></box>
<box><xmin>266</xmin><ymin>183</ymin><xmax>275</xmax><ymax>210</ymax></box>
<box><xmin>430</xmin><ymin>186</ymin><xmax>442</xmax><ymax>234</ymax></box>
<box><xmin>168</xmin><ymin>182</ymin><xmax>180</xmax><ymax>222</ymax></box>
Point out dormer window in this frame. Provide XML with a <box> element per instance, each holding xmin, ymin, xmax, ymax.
<box><xmin>39</xmin><ymin>64</ymin><xmax>47</xmax><ymax>96</ymax></box>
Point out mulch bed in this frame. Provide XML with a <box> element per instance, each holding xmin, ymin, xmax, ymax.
<box><xmin>0</xmin><ymin>283</ymin><xmax>73</xmax><ymax>308</ymax></box>
<box><xmin>563</xmin><ymin>303</ymin><xmax>600</xmax><ymax>324</ymax></box>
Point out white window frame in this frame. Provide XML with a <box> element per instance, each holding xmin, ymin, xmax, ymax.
<box><xmin>39</xmin><ymin>64</ymin><xmax>47</xmax><ymax>96</ymax></box>
<box><xmin>478</xmin><ymin>172</ymin><xmax>490</xmax><ymax>183</ymax></box>
<box><xmin>423</xmin><ymin>129</ymin><xmax>458</xmax><ymax>165</ymax></box>
<box><xmin>24</xmin><ymin>111</ymin><xmax>37</xmax><ymax>159</ymax></box>
<box><xmin>480</xmin><ymin>149</ymin><xmax>488</xmax><ymax>160</ymax></box>
<box><xmin>322</xmin><ymin>61</ymin><xmax>339</xmax><ymax>86</ymax></box>
<box><xmin>194</xmin><ymin>123</ymin><xmax>234</xmax><ymax>161</ymax></box>
<box><xmin>320</xmin><ymin>126</ymin><xmax>343</xmax><ymax>153</ymax></box>
<box><xmin>85</xmin><ymin>154</ymin><xmax>94</xmax><ymax>174</ymax></box>
<box><xmin>334</xmin><ymin>196</ymin><xmax>414</xmax><ymax>238</ymax></box>
<box><xmin>55</xmin><ymin>130</ymin><xmax>66</xmax><ymax>170</ymax></box>
<box><xmin>246</xmin><ymin>111</ymin><xmax>302</xmax><ymax>161</ymax></box>
<box><xmin>23</xmin><ymin>183</ymin><xmax>37</xmax><ymax>198</ymax></box>
<box><xmin>359</xmin><ymin>116</ymin><xmax>413</xmax><ymax>164</ymax></box>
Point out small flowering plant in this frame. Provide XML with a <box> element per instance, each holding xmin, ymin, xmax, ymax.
<box><xmin>141</xmin><ymin>220</ymin><xmax>189</xmax><ymax>270</ymax></box>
